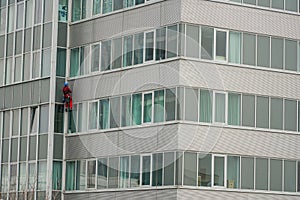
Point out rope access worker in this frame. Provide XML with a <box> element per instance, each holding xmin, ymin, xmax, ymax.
<box><xmin>63</xmin><ymin>82</ymin><xmax>73</xmax><ymax>112</ymax></box>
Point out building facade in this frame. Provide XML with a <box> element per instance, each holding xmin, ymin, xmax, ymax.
<box><xmin>0</xmin><ymin>0</ymin><xmax>300</xmax><ymax>199</ymax></box>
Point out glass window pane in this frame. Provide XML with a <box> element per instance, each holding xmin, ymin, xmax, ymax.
<box><xmin>24</xmin><ymin>28</ymin><xmax>32</xmax><ymax>53</ymax></box>
<box><xmin>38</xmin><ymin>134</ymin><xmax>47</xmax><ymax>159</ymax></box>
<box><xmin>130</xmin><ymin>155</ymin><xmax>140</xmax><ymax>187</ymax></box>
<box><xmin>186</xmin><ymin>24</ymin><xmax>199</xmax><ymax>58</ymax></box>
<box><xmin>286</xmin><ymin>0</ymin><xmax>298</xmax><ymax>11</ymax></box>
<box><xmin>6</xmin><ymin>33</ymin><xmax>13</xmax><ymax>57</ymax></box>
<box><xmin>270</xmin><ymin>159</ymin><xmax>282</xmax><ymax>191</ymax></box>
<box><xmin>44</xmin><ymin>0</ymin><xmax>53</xmax><ymax>22</ymax></box>
<box><xmin>134</xmin><ymin>32</ymin><xmax>144</xmax><ymax>65</ymax></box>
<box><xmin>56</xmin><ymin>48</ymin><xmax>66</xmax><ymax>77</ymax></box>
<box><xmin>101</xmin><ymin>40</ymin><xmax>111</xmax><ymax>71</ymax></box>
<box><xmin>242</xmin><ymin>94</ymin><xmax>255</xmax><ymax>127</ymax></box>
<box><xmin>285</xmin><ymin>39</ymin><xmax>297</xmax><ymax>71</ymax></box>
<box><xmin>70</xmin><ymin>48</ymin><xmax>79</xmax><ymax>77</ymax></box>
<box><xmin>154</xmin><ymin>90</ymin><xmax>164</xmax><ymax>123</ymax></box>
<box><xmin>272</xmin><ymin>0</ymin><xmax>284</xmax><ymax>9</ymax></box>
<box><xmin>66</xmin><ymin>161</ymin><xmax>76</xmax><ymax>190</ymax></box>
<box><xmin>165</xmin><ymin>88</ymin><xmax>176</xmax><ymax>121</ymax></box>
<box><xmin>53</xmin><ymin>161</ymin><xmax>62</xmax><ymax>190</ymax></box>
<box><xmin>10</xmin><ymin>164</ymin><xmax>17</xmax><ymax>191</ymax></box>
<box><xmin>12</xmin><ymin>109</ymin><xmax>20</xmax><ymax>136</ymax></box>
<box><xmin>214</xmin><ymin>156</ymin><xmax>224</xmax><ymax>186</ymax></box>
<box><xmin>53</xmin><ymin>134</ymin><xmax>63</xmax><ymax>160</ymax></box>
<box><xmin>102</xmin><ymin>0</ymin><xmax>112</xmax><ymax>14</ymax></box>
<box><xmin>38</xmin><ymin>161</ymin><xmax>47</xmax><ymax>190</ymax></box>
<box><xmin>99</xmin><ymin>99</ymin><xmax>109</xmax><ymax>129</ymax></box>
<box><xmin>33</xmin><ymin>26</ymin><xmax>41</xmax><ymax>50</ymax></box>
<box><xmin>0</xmin><ymin>36</ymin><xmax>4</xmax><ymax>59</ymax></box>
<box><xmin>200</xmin><ymin>89</ymin><xmax>212</xmax><ymax>123</ymax></box>
<box><xmin>167</xmin><ymin>25</ymin><xmax>178</xmax><ymax>58</ymax></box>
<box><xmin>110</xmin><ymin>97</ymin><xmax>120</xmax><ymax>128</ymax></box>
<box><xmin>97</xmin><ymin>158</ymin><xmax>108</xmax><ymax>189</ymax></box>
<box><xmin>119</xmin><ymin>156</ymin><xmax>129</xmax><ymax>188</ymax></box>
<box><xmin>285</xmin><ymin>99</ymin><xmax>297</xmax><ymax>131</ymax></box>
<box><xmin>1</xmin><ymin>164</ymin><xmax>8</xmax><ymax>192</ymax></box>
<box><xmin>30</xmin><ymin>107</ymin><xmax>38</xmax><ymax>134</ymax></box>
<box><xmin>32</xmin><ymin>51</ymin><xmax>40</xmax><ymax>79</ymax></box>
<box><xmin>14</xmin><ymin>56</ymin><xmax>22</xmax><ymax>82</ymax></box>
<box><xmin>89</xmin><ymin>102</ymin><xmax>98</xmax><ymax>130</ymax></box>
<box><xmin>257</xmin><ymin>36</ymin><xmax>270</xmax><ymax>67</ymax></box>
<box><xmin>113</xmin><ymin>0</ymin><xmax>123</xmax><ymax>11</ymax></box>
<box><xmin>271</xmin><ymin>38</ymin><xmax>283</xmax><ymax>69</ymax></box>
<box><xmin>108</xmin><ymin>157</ymin><xmax>119</xmax><ymax>188</ymax></box>
<box><xmin>28</xmin><ymin>163</ymin><xmax>36</xmax><ymax>190</ymax></box>
<box><xmin>34</xmin><ymin>0</ymin><xmax>42</xmax><ymax>24</ymax></box>
<box><xmin>198</xmin><ymin>154</ymin><xmax>211</xmax><ymax>187</ymax></box>
<box><xmin>93</xmin><ymin>0</ymin><xmax>101</xmax><ymax>15</ymax></box>
<box><xmin>243</xmin><ymin>0</ymin><xmax>256</xmax><ymax>4</ymax></box>
<box><xmin>5</xmin><ymin>57</ymin><xmax>12</xmax><ymax>84</ymax></box>
<box><xmin>214</xmin><ymin>93</ymin><xmax>225</xmax><ymax>123</ymax></box>
<box><xmin>72</xmin><ymin>0</ymin><xmax>81</xmax><ymax>21</ymax></box>
<box><xmin>175</xmin><ymin>152</ymin><xmax>183</xmax><ymax>185</ymax></box>
<box><xmin>270</xmin><ymin>98</ymin><xmax>283</xmax><ymax>130</ymax></box>
<box><xmin>3</xmin><ymin>111</ymin><xmax>11</xmax><ymax>138</ymax></box>
<box><xmin>184</xmin><ymin>152</ymin><xmax>197</xmax><ymax>186</ymax></box>
<box><xmin>284</xmin><ymin>160</ymin><xmax>296</xmax><ymax>192</ymax></box>
<box><xmin>2</xmin><ymin>139</ymin><xmax>9</xmax><ymax>163</ymax></box>
<box><xmin>255</xmin><ymin>158</ymin><xmax>268</xmax><ymax>190</ymax></box>
<box><xmin>19</xmin><ymin>163</ymin><xmax>26</xmax><ymax>191</ymax></box>
<box><xmin>29</xmin><ymin>135</ymin><xmax>36</xmax><ymax>160</ymax></box>
<box><xmin>135</xmin><ymin>0</ymin><xmax>144</xmax><ymax>5</ymax></box>
<box><xmin>91</xmin><ymin>44</ymin><xmax>100</xmax><ymax>72</ymax></box>
<box><xmin>227</xmin><ymin>156</ymin><xmax>240</xmax><ymax>189</ymax></box>
<box><xmin>8</xmin><ymin>5</ymin><xmax>15</xmax><ymax>32</ymax></box>
<box><xmin>39</xmin><ymin>105</ymin><xmax>49</xmax><ymax>133</ymax></box>
<box><xmin>185</xmin><ymin>88</ymin><xmax>198</xmax><ymax>122</ymax></box>
<box><xmin>142</xmin><ymin>155</ymin><xmax>151</xmax><ymax>186</ymax></box>
<box><xmin>76</xmin><ymin>160</ymin><xmax>86</xmax><ymax>190</ymax></box>
<box><xmin>25</xmin><ymin>0</ymin><xmax>33</xmax><ymax>27</ymax></box>
<box><xmin>123</xmin><ymin>35</ymin><xmax>133</xmax><ymax>67</ymax></box>
<box><xmin>21</xmin><ymin>108</ymin><xmax>28</xmax><ymax>136</ymax></box>
<box><xmin>42</xmin><ymin>48</ymin><xmax>51</xmax><ymax>77</ymax></box>
<box><xmin>164</xmin><ymin>152</ymin><xmax>174</xmax><ymax>186</ymax></box>
<box><xmin>112</xmin><ymin>38</ymin><xmax>122</xmax><ymax>69</ymax></box>
<box><xmin>121</xmin><ymin>95</ymin><xmax>131</xmax><ymax>127</ymax></box>
<box><xmin>132</xmin><ymin>93</ymin><xmax>142</xmax><ymax>125</ymax></box>
<box><xmin>59</xmin><ymin>0</ymin><xmax>68</xmax><ymax>22</ymax></box>
<box><xmin>216</xmin><ymin>31</ymin><xmax>227</xmax><ymax>61</ymax></box>
<box><xmin>243</xmin><ymin>33</ymin><xmax>256</xmax><ymax>66</ymax></box>
<box><xmin>228</xmin><ymin>93</ymin><xmax>241</xmax><ymax>126</ymax></box>
<box><xmin>145</xmin><ymin>31</ymin><xmax>154</xmax><ymax>61</ymax></box>
<box><xmin>17</xmin><ymin>3</ymin><xmax>24</xmax><ymax>29</ymax></box>
<box><xmin>201</xmin><ymin>26</ymin><xmax>214</xmax><ymax>60</ymax></box>
<box><xmin>156</xmin><ymin>28</ymin><xmax>166</xmax><ymax>60</ymax></box>
<box><xmin>143</xmin><ymin>93</ymin><xmax>152</xmax><ymax>123</ymax></box>
<box><xmin>78</xmin><ymin>102</ymin><xmax>88</xmax><ymax>132</ymax></box>
<box><xmin>152</xmin><ymin>153</ymin><xmax>163</xmax><ymax>186</ymax></box>
<box><xmin>87</xmin><ymin>160</ymin><xmax>96</xmax><ymax>188</ymax></box>
<box><xmin>241</xmin><ymin>157</ymin><xmax>254</xmax><ymax>189</ymax></box>
<box><xmin>10</xmin><ymin>138</ymin><xmax>18</xmax><ymax>162</ymax></box>
<box><xmin>256</xmin><ymin>96</ymin><xmax>269</xmax><ymax>129</ymax></box>
<box><xmin>177</xmin><ymin>87</ymin><xmax>184</xmax><ymax>120</ymax></box>
<box><xmin>0</xmin><ymin>8</ymin><xmax>6</xmax><ymax>35</ymax></box>
<box><xmin>19</xmin><ymin>137</ymin><xmax>27</xmax><ymax>161</ymax></box>
<box><xmin>43</xmin><ymin>23</ymin><xmax>52</xmax><ymax>48</ymax></box>
<box><xmin>258</xmin><ymin>0</ymin><xmax>270</xmax><ymax>6</ymax></box>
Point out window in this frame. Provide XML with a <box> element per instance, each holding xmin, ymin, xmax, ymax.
<box><xmin>1</xmin><ymin>164</ymin><xmax>8</xmax><ymax>192</ymax></box>
<box><xmin>134</xmin><ymin>33</ymin><xmax>144</xmax><ymax>65</ymax></box>
<box><xmin>185</xmin><ymin>88</ymin><xmax>198</xmax><ymax>122</ymax></box>
<box><xmin>59</xmin><ymin>0</ymin><xmax>68</xmax><ymax>22</ymax></box>
<box><xmin>285</xmin><ymin>39</ymin><xmax>297</xmax><ymax>71</ymax></box>
<box><xmin>78</xmin><ymin>102</ymin><xmax>88</xmax><ymax>132</ymax></box>
<box><xmin>257</xmin><ymin>36</ymin><xmax>270</xmax><ymax>67</ymax></box>
<box><xmin>77</xmin><ymin>160</ymin><xmax>86</xmax><ymax>190</ymax></box>
<box><xmin>198</xmin><ymin>154</ymin><xmax>211</xmax><ymax>187</ymax></box>
<box><xmin>256</xmin><ymin>96</ymin><xmax>269</xmax><ymax>129</ymax></box>
<box><xmin>284</xmin><ymin>99</ymin><xmax>297</xmax><ymax>131</ymax></box>
<box><xmin>145</xmin><ymin>31</ymin><xmax>154</xmax><ymax>61</ymax></box>
<box><xmin>66</xmin><ymin>161</ymin><xmax>76</xmax><ymax>190</ymax></box>
<box><xmin>25</xmin><ymin>0</ymin><xmax>33</xmax><ymax>27</ymax></box>
<box><xmin>12</xmin><ymin>110</ymin><xmax>20</xmax><ymax>136</ymax></box>
<box><xmin>255</xmin><ymin>158</ymin><xmax>268</xmax><ymax>190</ymax></box>
<box><xmin>270</xmin><ymin>159</ymin><xmax>282</xmax><ymax>191</ymax></box>
<box><xmin>258</xmin><ymin>0</ymin><xmax>270</xmax><ymax>6</ymax></box>
<box><xmin>214</xmin><ymin>92</ymin><xmax>226</xmax><ymax>123</ymax></box>
<box><xmin>213</xmin><ymin>155</ymin><xmax>225</xmax><ymax>187</ymax></box>
<box><xmin>53</xmin><ymin>161</ymin><xmax>62</xmax><ymax>190</ymax></box>
<box><xmin>99</xmin><ymin>99</ymin><xmax>109</xmax><ymax>129</ymax></box>
<box><xmin>243</xmin><ymin>0</ymin><xmax>256</xmax><ymax>4</ymax></box>
<box><xmin>215</xmin><ymin>30</ymin><xmax>227</xmax><ymax>61</ymax></box>
<box><xmin>164</xmin><ymin>152</ymin><xmax>174</xmax><ymax>186</ymax></box>
<box><xmin>33</xmin><ymin>25</ymin><xmax>41</xmax><ymax>50</ymax></box>
<box><xmin>102</xmin><ymin>0</ymin><xmax>112</xmax><ymax>14</ymax></box>
<box><xmin>72</xmin><ymin>0</ymin><xmax>82</xmax><ymax>21</ymax></box>
<box><xmin>243</xmin><ymin>33</ymin><xmax>256</xmax><ymax>66</ymax></box>
<box><xmin>200</xmin><ymin>89</ymin><xmax>212</xmax><ymax>123</ymax></box>
<box><xmin>228</xmin><ymin>93</ymin><xmax>241</xmax><ymax>126</ymax></box>
<box><xmin>89</xmin><ymin>101</ymin><xmax>98</xmax><ymax>130</ymax></box>
<box><xmin>70</xmin><ymin>48</ymin><xmax>79</xmax><ymax>77</ymax></box>
<box><xmin>98</xmin><ymin>158</ymin><xmax>108</xmax><ymax>189</ymax></box>
<box><xmin>119</xmin><ymin>156</ymin><xmax>129</xmax><ymax>188</ymax></box>
<box><xmin>93</xmin><ymin>0</ymin><xmax>101</xmax><ymax>15</ymax></box>
<box><xmin>241</xmin><ymin>157</ymin><xmax>254</xmax><ymax>189</ymax></box>
<box><xmin>5</xmin><ymin>57</ymin><xmax>13</xmax><ymax>84</ymax></box>
<box><xmin>242</xmin><ymin>94</ymin><xmax>255</xmax><ymax>127</ymax></box>
<box><xmin>112</xmin><ymin>38</ymin><xmax>122</xmax><ymax>69</ymax></box>
<box><xmin>14</xmin><ymin>56</ymin><xmax>22</xmax><ymax>82</ymax></box>
<box><xmin>57</xmin><ymin>48</ymin><xmax>66</xmax><ymax>76</ymax></box>
<box><xmin>227</xmin><ymin>156</ymin><xmax>239</xmax><ymax>189</ymax></box>
<box><xmin>11</xmin><ymin>138</ymin><xmax>18</xmax><ymax>162</ymax></box>
<box><xmin>87</xmin><ymin>160</ymin><xmax>96</xmax><ymax>188</ymax></box>
<box><xmin>38</xmin><ymin>134</ymin><xmax>48</xmax><ymax>159</ymax></box>
<box><xmin>186</xmin><ymin>24</ymin><xmax>199</xmax><ymax>58</ymax></box>
<box><xmin>165</xmin><ymin>88</ymin><xmax>176</xmax><ymax>121</ymax></box>
<box><xmin>121</xmin><ymin>95</ymin><xmax>131</xmax><ymax>127</ymax></box>
<box><xmin>284</xmin><ymin>160</ymin><xmax>296</xmax><ymax>192</ymax></box>
<box><xmin>39</xmin><ymin>105</ymin><xmax>49</xmax><ymax>133</ymax></box>
<box><xmin>184</xmin><ymin>152</ymin><xmax>197</xmax><ymax>186</ymax></box>
<box><xmin>124</xmin><ymin>0</ymin><xmax>134</xmax><ymax>8</ymax></box>
<box><xmin>130</xmin><ymin>155</ymin><xmax>140</xmax><ymax>187</ymax></box>
<box><xmin>135</xmin><ymin>0</ymin><xmax>145</xmax><ymax>5</ymax></box>
<box><xmin>271</xmin><ymin>38</ymin><xmax>283</xmax><ymax>69</ymax></box>
<box><xmin>101</xmin><ymin>40</ymin><xmax>111</xmax><ymax>71</ymax></box>
<box><xmin>270</xmin><ymin>98</ymin><xmax>283</xmax><ymax>130</ymax></box>
<box><xmin>0</xmin><ymin>8</ymin><xmax>6</xmax><ymax>35</ymax></box>
<box><xmin>201</xmin><ymin>26</ymin><xmax>214</xmax><ymax>60</ymax></box>
<box><xmin>285</xmin><ymin>0</ymin><xmax>298</xmax><ymax>11</ymax></box>
<box><xmin>79</xmin><ymin>46</ymin><xmax>90</xmax><ymax>76</ymax></box>
<box><xmin>108</xmin><ymin>157</ymin><xmax>118</xmax><ymax>188</ymax></box>
<box><xmin>32</xmin><ymin>51</ymin><xmax>40</xmax><ymax>79</ymax></box>
<box><xmin>19</xmin><ymin>163</ymin><xmax>26</xmax><ymax>191</ymax></box>
<box><xmin>54</xmin><ymin>105</ymin><xmax>64</xmax><ymax>133</ymax></box>
<box><xmin>167</xmin><ymin>25</ymin><xmax>178</xmax><ymax>58</ymax></box>
<box><xmin>177</xmin><ymin>87</ymin><xmax>184</xmax><ymax>120</ymax></box>
<box><xmin>34</xmin><ymin>0</ymin><xmax>42</xmax><ymax>24</ymax></box>
<box><xmin>272</xmin><ymin>0</ymin><xmax>284</xmax><ymax>9</ymax></box>
<box><xmin>21</xmin><ymin>108</ymin><xmax>28</xmax><ymax>136</ymax></box>
<box><xmin>19</xmin><ymin>137</ymin><xmax>27</xmax><ymax>161</ymax></box>
<box><xmin>175</xmin><ymin>152</ymin><xmax>183</xmax><ymax>185</ymax></box>
<box><xmin>113</xmin><ymin>0</ymin><xmax>123</xmax><ymax>11</ymax></box>
<box><xmin>17</xmin><ymin>3</ymin><xmax>24</xmax><ymax>29</ymax></box>
<box><xmin>38</xmin><ymin>161</ymin><xmax>47</xmax><ymax>190</ymax></box>
<box><xmin>152</xmin><ymin>153</ymin><xmax>163</xmax><ymax>186</ymax></box>
<box><xmin>123</xmin><ymin>35</ymin><xmax>133</xmax><ymax>67</ymax></box>
<box><xmin>143</xmin><ymin>93</ymin><xmax>153</xmax><ymax>123</ymax></box>
<box><xmin>154</xmin><ymin>90</ymin><xmax>164</xmax><ymax>123</ymax></box>
<box><xmin>109</xmin><ymin>97</ymin><xmax>120</xmax><ymax>128</ymax></box>
<box><xmin>30</xmin><ymin>107</ymin><xmax>38</xmax><ymax>134</ymax></box>
<box><xmin>24</xmin><ymin>28</ymin><xmax>32</xmax><ymax>53</ymax></box>
<box><xmin>44</xmin><ymin>0</ymin><xmax>53</xmax><ymax>22</ymax></box>
<box><xmin>2</xmin><ymin>139</ymin><xmax>9</xmax><ymax>163</ymax></box>
<box><xmin>43</xmin><ymin>23</ymin><xmax>52</xmax><ymax>48</ymax></box>
<box><xmin>10</xmin><ymin>164</ymin><xmax>17</xmax><ymax>191</ymax></box>
<box><xmin>132</xmin><ymin>93</ymin><xmax>142</xmax><ymax>125</ymax></box>
<box><xmin>8</xmin><ymin>5</ymin><xmax>15</xmax><ymax>33</ymax></box>
<box><xmin>91</xmin><ymin>44</ymin><xmax>100</xmax><ymax>72</ymax></box>
<box><xmin>28</xmin><ymin>163</ymin><xmax>36</xmax><ymax>190</ymax></box>
<box><xmin>142</xmin><ymin>155</ymin><xmax>151</xmax><ymax>186</ymax></box>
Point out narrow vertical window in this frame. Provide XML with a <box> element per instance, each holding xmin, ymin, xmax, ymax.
<box><xmin>256</xmin><ymin>96</ymin><xmax>269</xmax><ymax>129</ymax></box>
<box><xmin>284</xmin><ymin>99</ymin><xmax>297</xmax><ymax>131</ymax></box>
<box><xmin>152</xmin><ymin>153</ymin><xmax>163</xmax><ymax>186</ymax></box>
<box><xmin>109</xmin><ymin>97</ymin><xmax>120</xmax><ymax>128</ymax></box>
<box><xmin>241</xmin><ymin>157</ymin><xmax>254</xmax><ymax>189</ymax></box>
<box><xmin>215</xmin><ymin>30</ymin><xmax>227</xmax><ymax>61</ymax></box>
<box><xmin>143</xmin><ymin>93</ymin><xmax>153</xmax><ymax>123</ymax></box>
<box><xmin>272</xmin><ymin>0</ymin><xmax>284</xmax><ymax>9</ymax></box>
<box><xmin>258</xmin><ymin>0</ymin><xmax>270</xmax><ymax>7</ymax></box>
<box><xmin>255</xmin><ymin>158</ymin><xmax>268</xmax><ymax>190</ymax></box>
<box><xmin>99</xmin><ymin>99</ymin><xmax>109</xmax><ymax>129</ymax></box>
<box><xmin>112</xmin><ymin>38</ymin><xmax>122</xmax><ymax>69</ymax></box>
<box><xmin>108</xmin><ymin>157</ymin><xmax>119</xmax><ymax>188</ymax></box>
<box><xmin>164</xmin><ymin>152</ymin><xmax>174</xmax><ymax>186</ymax></box>
<box><xmin>53</xmin><ymin>161</ymin><xmax>62</xmax><ymax>190</ymax></box>
<box><xmin>155</xmin><ymin>27</ymin><xmax>166</xmax><ymax>60</ymax></box>
<box><xmin>198</xmin><ymin>154</ymin><xmax>211</xmax><ymax>187</ymax></box>
<box><xmin>101</xmin><ymin>40</ymin><xmax>111</xmax><ymax>71</ymax></box>
<box><xmin>30</xmin><ymin>107</ymin><xmax>38</xmax><ymax>134</ymax></box>
<box><xmin>165</xmin><ymin>88</ymin><xmax>176</xmax><ymax>121</ymax></box>
<box><xmin>145</xmin><ymin>31</ymin><xmax>154</xmax><ymax>61</ymax></box>
<box><xmin>284</xmin><ymin>160</ymin><xmax>296</xmax><ymax>192</ymax></box>
<box><xmin>214</xmin><ymin>93</ymin><xmax>226</xmax><ymax>123</ymax></box>
<box><xmin>134</xmin><ymin>33</ymin><xmax>144</xmax><ymax>65</ymax></box>
<box><xmin>37</xmin><ymin>161</ymin><xmax>47</xmax><ymax>190</ymax></box>
<box><xmin>121</xmin><ymin>95</ymin><xmax>131</xmax><ymax>127</ymax></box>
<box><xmin>87</xmin><ymin>160</ymin><xmax>96</xmax><ymax>188</ymax></box>
<box><xmin>130</xmin><ymin>155</ymin><xmax>140</xmax><ymax>187</ymax></box>
<box><xmin>270</xmin><ymin>98</ymin><xmax>283</xmax><ymax>130</ymax></box>
<box><xmin>243</xmin><ymin>33</ymin><xmax>256</xmax><ymax>66</ymax></box>
<box><xmin>154</xmin><ymin>90</ymin><xmax>164</xmax><ymax>123</ymax></box>
<box><xmin>271</xmin><ymin>38</ymin><xmax>283</xmax><ymax>69</ymax></box>
<box><xmin>89</xmin><ymin>101</ymin><xmax>98</xmax><ymax>130</ymax></box>
<box><xmin>132</xmin><ymin>93</ymin><xmax>142</xmax><ymax>125</ymax></box>
<box><xmin>70</xmin><ymin>48</ymin><xmax>79</xmax><ymax>77</ymax></box>
<box><xmin>91</xmin><ymin>44</ymin><xmax>100</xmax><ymax>72</ymax></box>
<box><xmin>167</xmin><ymin>25</ymin><xmax>178</xmax><ymax>58</ymax></box>
<box><xmin>142</xmin><ymin>155</ymin><xmax>151</xmax><ymax>186</ymax></box>
<box><xmin>227</xmin><ymin>156</ymin><xmax>240</xmax><ymax>189</ymax></box>
<box><xmin>270</xmin><ymin>159</ymin><xmax>282</xmax><ymax>191</ymax></box>
<box><xmin>228</xmin><ymin>93</ymin><xmax>241</xmax><ymax>126</ymax></box>
<box><xmin>183</xmin><ymin>152</ymin><xmax>197</xmax><ymax>186</ymax></box>
<box><xmin>119</xmin><ymin>156</ymin><xmax>129</xmax><ymax>188</ymax></box>
<box><xmin>242</xmin><ymin>94</ymin><xmax>255</xmax><ymax>127</ymax></box>
<box><xmin>257</xmin><ymin>36</ymin><xmax>270</xmax><ymax>67</ymax></box>
<box><xmin>186</xmin><ymin>24</ymin><xmax>199</xmax><ymax>58</ymax></box>
<box><xmin>66</xmin><ymin>161</ymin><xmax>76</xmax><ymax>190</ymax></box>
<box><xmin>98</xmin><ymin>158</ymin><xmax>108</xmax><ymax>189</ymax></box>
<box><xmin>213</xmin><ymin>156</ymin><xmax>225</xmax><ymax>187</ymax></box>
<box><xmin>113</xmin><ymin>0</ymin><xmax>123</xmax><ymax>11</ymax></box>
<box><xmin>200</xmin><ymin>89</ymin><xmax>212</xmax><ymax>123</ymax></box>
<box><xmin>285</xmin><ymin>39</ymin><xmax>297</xmax><ymax>71</ymax></box>
<box><xmin>59</xmin><ymin>0</ymin><xmax>68</xmax><ymax>22</ymax></box>
<box><xmin>123</xmin><ymin>35</ymin><xmax>133</xmax><ymax>67</ymax></box>
<box><xmin>76</xmin><ymin>160</ymin><xmax>86</xmax><ymax>190</ymax></box>
<box><xmin>201</xmin><ymin>26</ymin><xmax>214</xmax><ymax>60</ymax></box>
<box><xmin>185</xmin><ymin>88</ymin><xmax>198</xmax><ymax>122</ymax></box>
<box><xmin>93</xmin><ymin>0</ymin><xmax>101</xmax><ymax>15</ymax></box>
<box><xmin>102</xmin><ymin>0</ymin><xmax>112</xmax><ymax>14</ymax></box>
<box><xmin>72</xmin><ymin>0</ymin><xmax>81</xmax><ymax>21</ymax></box>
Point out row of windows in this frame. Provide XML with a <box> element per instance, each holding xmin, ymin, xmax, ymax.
<box><xmin>0</xmin><ymin>161</ymin><xmax>62</xmax><ymax>195</ymax></box>
<box><xmin>69</xmin><ymin>23</ymin><xmax>300</xmax><ymax>79</ymax></box>
<box><xmin>65</xmin><ymin>152</ymin><xmax>300</xmax><ymax>193</ymax></box>
<box><xmin>71</xmin><ymin>0</ymin><xmax>156</xmax><ymax>22</ymax></box>
<box><xmin>68</xmin><ymin>87</ymin><xmax>300</xmax><ymax>134</ymax></box>
<box><xmin>226</xmin><ymin>0</ymin><xmax>300</xmax><ymax>14</ymax></box>
<box><xmin>0</xmin><ymin>0</ymin><xmax>53</xmax><ymax>35</ymax></box>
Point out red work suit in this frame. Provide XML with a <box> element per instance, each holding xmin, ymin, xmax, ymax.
<box><xmin>63</xmin><ymin>86</ymin><xmax>73</xmax><ymax>110</ymax></box>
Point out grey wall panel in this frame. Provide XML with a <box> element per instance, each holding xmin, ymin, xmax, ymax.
<box><xmin>178</xmin><ymin>124</ymin><xmax>300</xmax><ymax>160</ymax></box>
<box><xmin>64</xmin><ymin>189</ymin><xmax>177</xmax><ymax>200</ymax></box>
<box><xmin>69</xmin><ymin>0</ymin><xmax>181</xmax><ymax>48</ymax></box>
<box><xmin>66</xmin><ymin>124</ymin><xmax>179</xmax><ymax>160</ymax></box>
<box><xmin>181</xmin><ymin>0</ymin><xmax>300</xmax><ymax>40</ymax></box>
<box><xmin>179</xmin><ymin>60</ymin><xmax>300</xmax><ymax>99</ymax></box>
<box><xmin>177</xmin><ymin>189</ymin><xmax>300</xmax><ymax>200</ymax></box>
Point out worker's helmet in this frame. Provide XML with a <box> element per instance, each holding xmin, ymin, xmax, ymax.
<box><xmin>64</xmin><ymin>82</ymin><xmax>68</xmax><ymax>86</ymax></box>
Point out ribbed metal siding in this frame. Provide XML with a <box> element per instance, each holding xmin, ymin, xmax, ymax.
<box><xmin>69</xmin><ymin>0</ymin><xmax>181</xmax><ymax>48</ymax></box>
<box><xmin>179</xmin><ymin>60</ymin><xmax>300</xmax><ymax>99</ymax></box>
<box><xmin>181</xmin><ymin>0</ymin><xmax>300</xmax><ymax>40</ymax></box>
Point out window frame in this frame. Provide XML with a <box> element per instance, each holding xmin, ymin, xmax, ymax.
<box><xmin>142</xmin><ymin>91</ymin><xmax>154</xmax><ymax>124</ymax></box>
<box><xmin>140</xmin><ymin>154</ymin><xmax>152</xmax><ymax>187</ymax></box>
<box><xmin>211</xmin><ymin>154</ymin><xmax>227</xmax><ymax>188</ymax></box>
<box><xmin>144</xmin><ymin>30</ymin><xmax>155</xmax><ymax>62</ymax></box>
<box><xmin>214</xmin><ymin>29</ymin><xmax>228</xmax><ymax>62</ymax></box>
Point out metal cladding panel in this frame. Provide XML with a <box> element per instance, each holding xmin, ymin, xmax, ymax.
<box><xmin>69</xmin><ymin>0</ymin><xmax>181</xmax><ymax>48</ymax></box>
<box><xmin>178</xmin><ymin>124</ymin><xmax>300</xmax><ymax>160</ymax></box>
<box><xmin>179</xmin><ymin>60</ymin><xmax>300</xmax><ymax>99</ymax></box>
<box><xmin>64</xmin><ymin>189</ymin><xmax>177</xmax><ymax>200</ymax></box>
<box><xmin>181</xmin><ymin>0</ymin><xmax>300</xmax><ymax>40</ymax></box>
<box><xmin>66</xmin><ymin>124</ymin><xmax>179</xmax><ymax>160</ymax></box>
<box><xmin>177</xmin><ymin>189</ymin><xmax>300</xmax><ymax>200</ymax></box>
